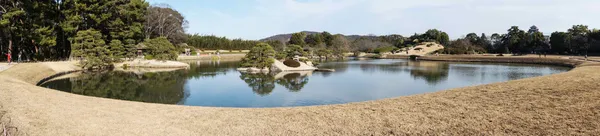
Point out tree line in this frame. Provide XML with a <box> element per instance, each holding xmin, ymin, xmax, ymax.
<box><xmin>443</xmin><ymin>25</ymin><xmax>600</xmax><ymax>55</ymax></box>
<box><xmin>0</xmin><ymin>1</ymin><xmax>187</xmax><ymax>69</ymax></box>
<box><xmin>3</xmin><ymin>0</ymin><xmax>599</xmax><ymax>69</ymax></box>
<box><xmin>280</xmin><ymin>29</ymin><xmax>450</xmax><ymax>57</ymax></box>
<box><xmin>186</xmin><ymin>34</ymin><xmax>259</xmax><ymax>50</ymax></box>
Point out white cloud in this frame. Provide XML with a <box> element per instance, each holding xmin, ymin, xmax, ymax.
<box><xmin>178</xmin><ymin>0</ymin><xmax>600</xmax><ymax>39</ymax></box>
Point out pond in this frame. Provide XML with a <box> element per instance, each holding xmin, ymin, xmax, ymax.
<box><xmin>40</xmin><ymin>59</ymin><xmax>570</xmax><ymax>107</ymax></box>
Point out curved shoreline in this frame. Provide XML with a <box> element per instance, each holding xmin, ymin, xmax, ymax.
<box><xmin>1</xmin><ymin>56</ymin><xmax>599</xmax><ymax>135</ymax></box>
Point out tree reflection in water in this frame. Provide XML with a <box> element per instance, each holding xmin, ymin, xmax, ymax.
<box><xmin>66</xmin><ymin>71</ymin><xmax>188</xmax><ymax>104</ymax></box>
<box><xmin>239</xmin><ymin>71</ymin><xmax>311</xmax><ymax>96</ymax></box>
<box><xmin>239</xmin><ymin>73</ymin><xmax>276</xmax><ymax>96</ymax></box>
<box><xmin>347</xmin><ymin>60</ymin><xmax>450</xmax><ymax>85</ymax></box>
<box><xmin>275</xmin><ymin>72</ymin><xmax>310</xmax><ymax>92</ymax></box>
<box><xmin>406</xmin><ymin>61</ymin><xmax>450</xmax><ymax>85</ymax></box>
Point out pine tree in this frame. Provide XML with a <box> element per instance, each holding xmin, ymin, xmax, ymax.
<box><xmin>289</xmin><ymin>32</ymin><xmax>307</xmax><ymax>46</ymax></box>
<box><xmin>72</xmin><ymin>29</ymin><xmax>113</xmax><ymax>69</ymax></box>
<box><xmin>240</xmin><ymin>43</ymin><xmax>275</xmax><ymax>68</ymax></box>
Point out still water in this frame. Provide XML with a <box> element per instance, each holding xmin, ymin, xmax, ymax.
<box><xmin>40</xmin><ymin>59</ymin><xmax>570</xmax><ymax>107</ymax></box>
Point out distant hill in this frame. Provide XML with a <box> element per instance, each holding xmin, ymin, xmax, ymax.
<box><xmin>259</xmin><ymin>31</ymin><xmax>320</xmax><ymax>43</ymax></box>
<box><xmin>259</xmin><ymin>31</ymin><xmax>380</xmax><ymax>43</ymax></box>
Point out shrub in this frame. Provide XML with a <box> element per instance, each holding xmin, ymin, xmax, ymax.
<box><xmin>275</xmin><ymin>52</ymin><xmax>287</xmax><ymax>60</ymax></box>
<box><xmin>311</xmin><ymin>61</ymin><xmax>320</xmax><ymax>66</ymax></box>
<box><xmin>315</xmin><ymin>48</ymin><xmax>332</xmax><ymax>58</ymax></box>
<box><xmin>144</xmin><ymin>55</ymin><xmax>154</xmax><ymax>60</ymax></box>
<box><xmin>284</xmin><ymin>44</ymin><xmax>307</xmax><ymax>59</ymax></box>
<box><xmin>299</xmin><ymin>58</ymin><xmax>309</xmax><ymax>62</ymax></box>
<box><xmin>283</xmin><ymin>59</ymin><xmax>301</xmax><ymax>68</ymax></box>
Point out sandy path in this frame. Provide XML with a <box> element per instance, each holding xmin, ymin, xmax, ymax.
<box><xmin>1</xmin><ymin>57</ymin><xmax>599</xmax><ymax>135</ymax></box>
<box><xmin>0</xmin><ymin>63</ymin><xmax>14</xmax><ymax>72</ymax></box>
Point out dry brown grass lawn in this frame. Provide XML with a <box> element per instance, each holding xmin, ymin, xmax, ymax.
<box><xmin>0</xmin><ymin>56</ymin><xmax>599</xmax><ymax>135</ymax></box>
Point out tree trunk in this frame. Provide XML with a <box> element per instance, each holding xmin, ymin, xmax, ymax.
<box><xmin>8</xmin><ymin>40</ymin><xmax>12</xmax><ymax>53</ymax></box>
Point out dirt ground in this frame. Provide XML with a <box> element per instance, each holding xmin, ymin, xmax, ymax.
<box><xmin>1</xmin><ymin>56</ymin><xmax>599</xmax><ymax>135</ymax></box>
<box><xmin>0</xmin><ymin>63</ymin><xmax>14</xmax><ymax>72</ymax></box>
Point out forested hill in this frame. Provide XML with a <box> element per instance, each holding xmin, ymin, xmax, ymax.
<box><xmin>260</xmin><ymin>31</ymin><xmax>320</xmax><ymax>42</ymax></box>
<box><xmin>260</xmin><ymin>31</ymin><xmax>379</xmax><ymax>42</ymax></box>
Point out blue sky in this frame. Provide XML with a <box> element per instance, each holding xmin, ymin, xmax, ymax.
<box><xmin>146</xmin><ymin>0</ymin><xmax>600</xmax><ymax>40</ymax></box>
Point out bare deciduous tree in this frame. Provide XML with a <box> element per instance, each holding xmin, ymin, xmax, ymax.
<box><xmin>144</xmin><ymin>3</ymin><xmax>188</xmax><ymax>44</ymax></box>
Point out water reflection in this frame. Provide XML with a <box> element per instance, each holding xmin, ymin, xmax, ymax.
<box><xmin>275</xmin><ymin>71</ymin><xmax>311</xmax><ymax>92</ymax></box>
<box><xmin>240</xmin><ymin>71</ymin><xmax>311</xmax><ymax>96</ymax></box>
<box><xmin>239</xmin><ymin>73</ymin><xmax>276</xmax><ymax>96</ymax></box>
<box><xmin>406</xmin><ymin>61</ymin><xmax>450</xmax><ymax>85</ymax></box>
<box><xmin>45</xmin><ymin>71</ymin><xmax>189</xmax><ymax>104</ymax></box>
<box><xmin>40</xmin><ymin>59</ymin><xmax>571</xmax><ymax>107</ymax></box>
<box><xmin>186</xmin><ymin>60</ymin><xmax>237</xmax><ymax>79</ymax></box>
<box><xmin>320</xmin><ymin>60</ymin><xmax>450</xmax><ymax>85</ymax></box>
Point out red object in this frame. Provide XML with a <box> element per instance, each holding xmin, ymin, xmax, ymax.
<box><xmin>5</xmin><ymin>53</ymin><xmax>10</xmax><ymax>63</ymax></box>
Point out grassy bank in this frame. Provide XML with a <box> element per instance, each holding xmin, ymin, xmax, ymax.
<box><xmin>1</xmin><ymin>56</ymin><xmax>599</xmax><ymax>135</ymax></box>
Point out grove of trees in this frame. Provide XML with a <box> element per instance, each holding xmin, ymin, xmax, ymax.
<box><xmin>3</xmin><ymin>0</ymin><xmax>600</xmax><ymax>70</ymax></box>
<box><xmin>186</xmin><ymin>34</ymin><xmax>259</xmax><ymax>50</ymax></box>
<box><xmin>0</xmin><ymin>1</ymin><xmax>185</xmax><ymax>69</ymax></box>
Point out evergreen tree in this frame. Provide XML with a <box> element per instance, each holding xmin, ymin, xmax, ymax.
<box><xmin>321</xmin><ymin>31</ymin><xmax>333</xmax><ymax>46</ymax></box>
<box><xmin>240</xmin><ymin>43</ymin><xmax>276</xmax><ymax>68</ymax></box>
<box><xmin>589</xmin><ymin>29</ymin><xmax>600</xmax><ymax>53</ymax></box>
<box><xmin>568</xmin><ymin>25</ymin><xmax>590</xmax><ymax>55</ymax></box>
<box><xmin>305</xmin><ymin>33</ymin><xmax>324</xmax><ymax>47</ymax></box>
<box><xmin>289</xmin><ymin>32</ymin><xmax>307</xmax><ymax>46</ymax></box>
<box><xmin>71</xmin><ymin>29</ymin><xmax>113</xmax><ymax>69</ymax></box>
<box><xmin>284</xmin><ymin>44</ymin><xmax>307</xmax><ymax>59</ymax></box>
<box><xmin>109</xmin><ymin>40</ymin><xmax>125</xmax><ymax>59</ymax></box>
<box><xmin>143</xmin><ymin>37</ymin><xmax>178</xmax><ymax>60</ymax></box>
<box><xmin>439</xmin><ymin>32</ymin><xmax>449</xmax><ymax>45</ymax></box>
<box><xmin>550</xmin><ymin>32</ymin><xmax>569</xmax><ymax>54</ymax></box>
<box><xmin>504</xmin><ymin>26</ymin><xmax>527</xmax><ymax>53</ymax></box>
<box><xmin>527</xmin><ymin>26</ymin><xmax>547</xmax><ymax>53</ymax></box>
<box><xmin>186</xmin><ymin>34</ymin><xmax>258</xmax><ymax>50</ymax></box>
<box><xmin>465</xmin><ymin>33</ymin><xmax>479</xmax><ymax>44</ymax></box>
<box><xmin>265</xmin><ymin>40</ymin><xmax>285</xmax><ymax>52</ymax></box>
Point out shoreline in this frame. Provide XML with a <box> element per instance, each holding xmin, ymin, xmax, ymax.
<box><xmin>177</xmin><ymin>54</ymin><xmax>245</xmax><ymax>61</ymax></box>
<box><xmin>1</xmin><ymin>56</ymin><xmax>599</xmax><ymax>135</ymax></box>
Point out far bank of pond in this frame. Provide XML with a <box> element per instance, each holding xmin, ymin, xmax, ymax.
<box><xmin>40</xmin><ymin>59</ymin><xmax>570</xmax><ymax>107</ymax></box>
